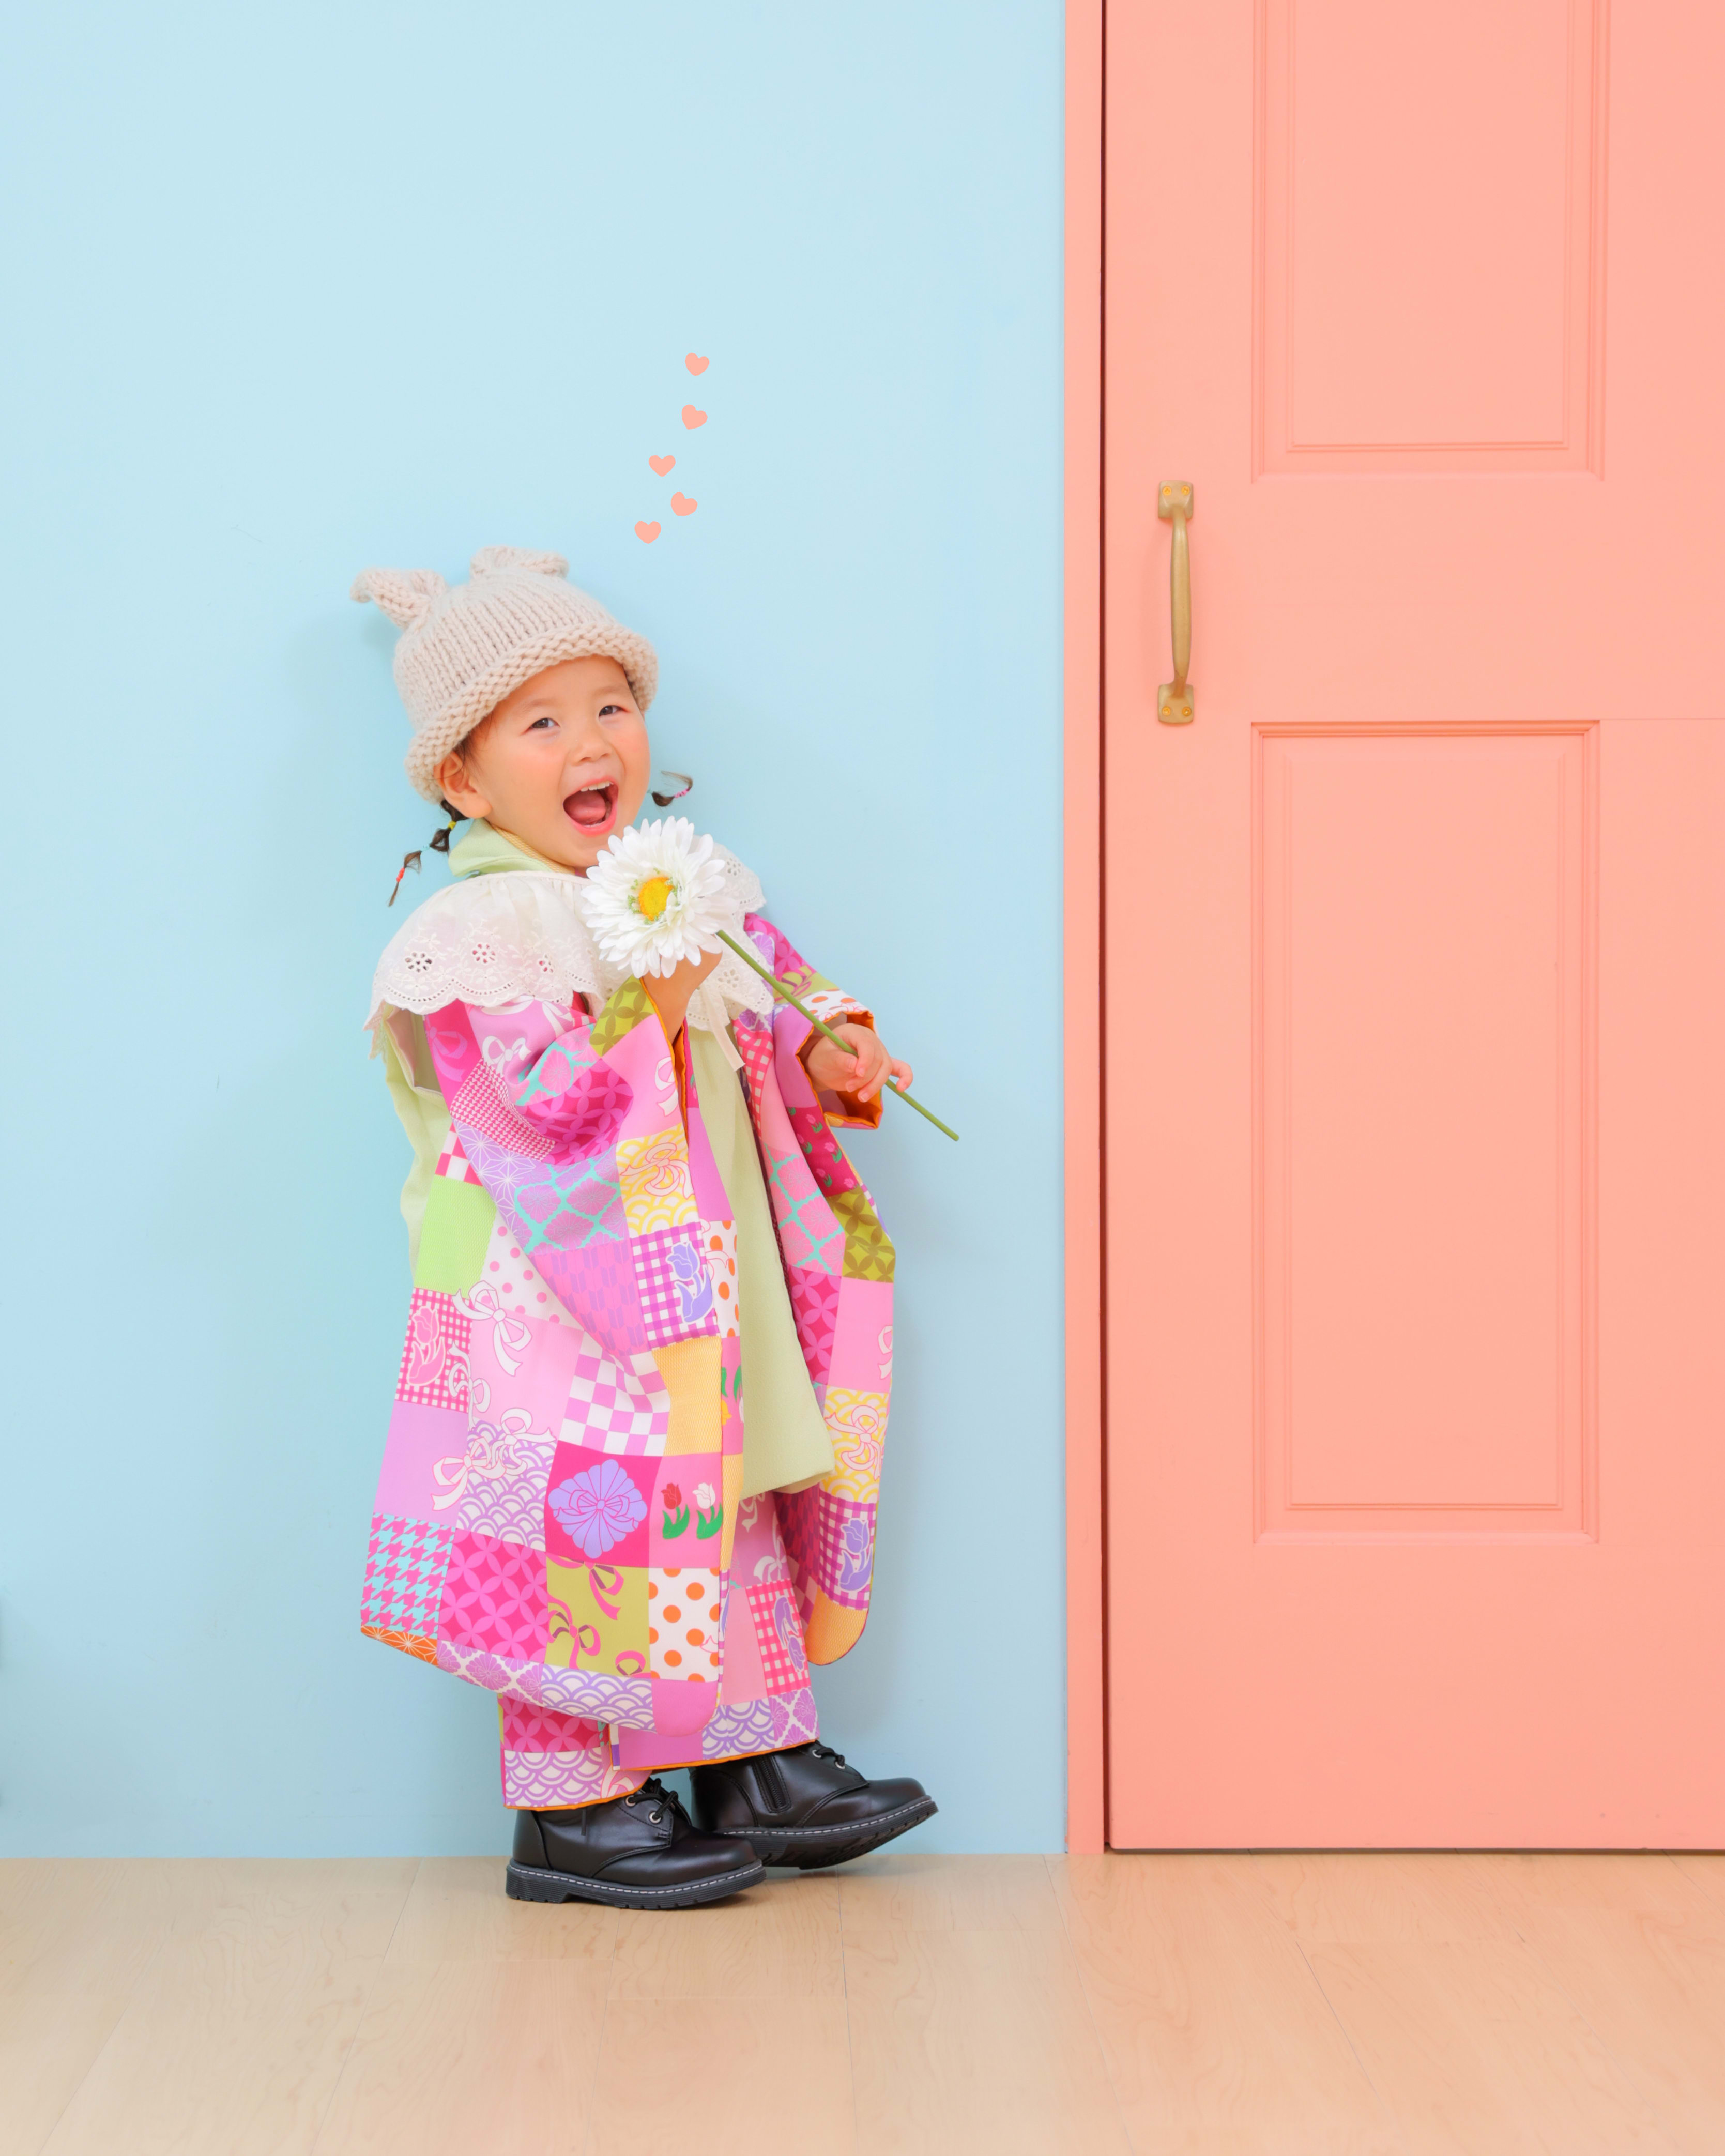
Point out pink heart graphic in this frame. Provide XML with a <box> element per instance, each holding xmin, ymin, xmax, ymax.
<box><xmin>635</xmin><ymin>521</ymin><xmax>661</xmax><ymax>544</ymax></box>
<box><xmin>671</xmin><ymin>492</ymin><xmax>697</xmax><ymax>517</ymax></box>
<box><xmin>648</xmin><ymin>454</ymin><xmax>676</xmax><ymax>476</ymax></box>
<box><xmin>685</xmin><ymin>354</ymin><xmax>709</xmax><ymax>375</ymax></box>
<box><xmin>681</xmin><ymin>405</ymin><xmax>707</xmax><ymax>430</ymax></box>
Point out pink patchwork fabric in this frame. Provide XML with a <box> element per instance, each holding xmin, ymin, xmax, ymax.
<box><xmin>371</xmin><ymin>940</ymin><xmax>891</xmax><ymax>1788</ymax></box>
<box><xmin>501</xmin><ymin>1744</ymin><xmax>641</xmax><ymax>1809</ymax></box>
<box><xmin>789</xmin><ymin>1106</ymin><xmax>860</xmax><ymax>1198</ymax></box>
<box><xmin>500</xmin><ymin>1698</ymin><xmax>603</xmax><ymax>1753</ymax></box>
<box><xmin>396</xmin><ymin>1291</ymin><xmax>471</xmax><ymax>1412</ymax></box>
<box><xmin>435</xmin><ymin>1130</ymin><xmax>481</xmax><ymax>1184</ymax></box>
<box><xmin>781</xmin><ymin>1493</ymin><xmax>876</xmax><ymax>1610</ymax></box>
<box><xmin>535</xmin><ymin>1061</ymin><xmax>633</xmax><ymax>1163</ymax></box>
<box><xmin>632</xmin><ymin>1223</ymin><xmax>716</xmax><ymax>1349</ymax></box>
<box><xmin>746</xmin><ymin>1581</ymin><xmax>808</xmax><ymax>1695</ymax></box>
<box><xmin>438</xmin><ymin>1530</ymin><xmax>548</xmax><ymax>1659</ymax></box>
<box><xmin>770</xmin><ymin>1687</ymin><xmax>820</xmax><ymax>1747</ymax></box>
<box><xmin>560</xmin><ymin>1342</ymin><xmax>668</xmax><ymax>1455</ymax></box>
<box><xmin>787</xmin><ymin>1267</ymin><xmax>841</xmax><ymax>1387</ymax></box>
<box><xmin>362</xmin><ymin>1515</ymin><xmax>452</xmax><ymax>1635</ymax></box>
<box><xmin>732</xmin><ymin>1013</ymin><xmax>776</xmax><ymax>1104</ymax></box>
<box><xmin>450</xmin><ymin>1062</ymin><xmax>555</xmax><ymax>1161</ymax></box>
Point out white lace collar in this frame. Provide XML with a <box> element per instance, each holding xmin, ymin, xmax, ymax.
<box><xmin>368</xmin><ymin>843</ymin><xmax>775</xmax><ymax>1023</ymax></box>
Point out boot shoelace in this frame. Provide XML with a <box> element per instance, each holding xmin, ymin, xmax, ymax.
<box><xmin>810</xmin><ymin>1742</ymin><xmax>847</xmax><ymax>1768</ymax></box>
<box><xmin>622</xmin><ymin>1776</ymin><xmax>685</xmax><ymax>1827</ymax></box>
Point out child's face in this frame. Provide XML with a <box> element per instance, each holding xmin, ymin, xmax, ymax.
<box><xmin>434</xmin><ymin>656</ymin><xmax>651</xmax><ymax>871</ymax></box>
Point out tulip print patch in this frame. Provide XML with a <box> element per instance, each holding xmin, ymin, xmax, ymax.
<box><xmin>632</xmin><ymin>1223</ymin><xmax>719</xmax><ymax>1348</ymax></box>
<box><xmin>397</xmin><ymin>1290</ymin><xmax>471</xmax><ymax>1412</ymax></box>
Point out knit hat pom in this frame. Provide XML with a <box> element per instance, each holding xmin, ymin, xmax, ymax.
<box><xmin>350</xmin><ymin>565</ymin><xmax>449</xmax><ymax>628</ymax></box>
<box><xmin>469</xmin><ymin>545</ymin><xmax>569</xmax><ymax>580</ymax></box>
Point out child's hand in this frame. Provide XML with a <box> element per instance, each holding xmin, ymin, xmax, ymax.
<box><xmin>805</xmin><ymin>1023</ymin><xmax>913</xmax><ymax>1104</ymax></box>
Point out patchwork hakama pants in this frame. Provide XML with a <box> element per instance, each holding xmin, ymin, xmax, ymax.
<box><xmin>499</xmin><ymin>1489</ymin><xmax>821</xmax><ymax>1808</ymax></box>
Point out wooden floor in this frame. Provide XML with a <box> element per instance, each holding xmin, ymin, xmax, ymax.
<box><xmin>7</xmin><ymin>1849</ymin><xmax>1725</xmax><ymax>2152</ymax></box>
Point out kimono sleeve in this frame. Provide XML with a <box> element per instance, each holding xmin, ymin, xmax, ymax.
<box><xmin>742</xmin><ymin>912</ymin><xmax>882</xmax><ymax>1131</ymax></box>
<box><xmin>422</xmin><ymin>982</ymin><xmax>671</xmax><ymax>1157</ymax></box>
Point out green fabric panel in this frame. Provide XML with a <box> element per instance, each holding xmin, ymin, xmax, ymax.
<box><xmin>414</xmin><ymin>1174</ymin><xmax>497</xmax><ymax>1294</ymax></box>
<box><xmin>376</xmin><ymin>1010</ymin><xmax>451</xmax><ymax>1274</ymax></box>
<box><xmin>591</xmin><ymin>977</ymin><xmax>659</xmax><ymax>1056</ymax></box>
<box><xmin>690</xmin><ymin>1026</ymin><xmax>836</xmax><ymax>1500</ymax></box>
<box><xmin>830</xmin><ymin>1185</ymin><xmax>895</xmax><ymax>1282</ymax></box>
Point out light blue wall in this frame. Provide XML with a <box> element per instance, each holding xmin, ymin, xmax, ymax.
<box><xmin>0</xmin><ymin>2</ymin><xmax>1065</xmax><ymax>1856</ymax></box>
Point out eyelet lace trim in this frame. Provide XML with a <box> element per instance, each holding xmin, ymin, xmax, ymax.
<box><xmin>368</xmin><ymin>845</ymin><xmax>775</xmax><ymax>1022</ymax></box>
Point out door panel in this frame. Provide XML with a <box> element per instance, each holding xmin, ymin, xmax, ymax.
<box><xmin>1104</xmin><ymin>0</ymin><xmax>1725</xmax><ymax>1846</ymax></box>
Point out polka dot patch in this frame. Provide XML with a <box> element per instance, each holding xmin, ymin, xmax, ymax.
<box><xmin>648</xmin><ymin>1565</ymin><xmax>722</xmax><ymax>1681</ymax></box>
<box><xmin>703</xmin><ymin>1220</ymin><xmax>740</xmax><ymax>1338</ymax></box>
<box><xmin>479</xmin><ymin>1218</ymin><xmax>580</xmax><ymax>1331</ymax></box>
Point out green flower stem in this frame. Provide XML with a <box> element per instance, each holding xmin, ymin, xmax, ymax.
<box><xmin>715</xmin><ymin>931</ymin><xmax>960</xmax><ymax>1143</ymax></box>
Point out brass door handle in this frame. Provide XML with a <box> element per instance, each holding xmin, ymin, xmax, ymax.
<box><xmin>1157</xmin><ymin>481</ymin><xmax>1194</xmax><ymax>723</ymax></box>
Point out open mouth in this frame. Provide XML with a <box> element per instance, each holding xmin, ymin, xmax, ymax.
<box><xmin>563</xmin><ymin>780</ymin><xmax>619</xmax><ymax>835</ymax></box>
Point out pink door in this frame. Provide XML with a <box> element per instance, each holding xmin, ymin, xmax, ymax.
<box><xmin>1104</xmin><ymin>0</ymin><xmax>1725</xmax><ymax>1846</ymax></box>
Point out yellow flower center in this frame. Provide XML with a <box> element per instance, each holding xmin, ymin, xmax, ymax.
<box><xmin>635</xmin><ymin>872</ymin><xmax>675</xmax><ymax>922</ymax></box>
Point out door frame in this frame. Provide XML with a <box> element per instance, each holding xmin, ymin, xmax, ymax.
<box><xmin>1064</xmin><ymin>0</ymin><xmax>1107</xmax><ymax>1855</ymax></box>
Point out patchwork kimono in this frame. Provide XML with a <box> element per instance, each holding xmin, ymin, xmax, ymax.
<box><xmin>361</xmin><ymin>824</ymin><xmax>893</xmax><ymax>1807</ymax></box>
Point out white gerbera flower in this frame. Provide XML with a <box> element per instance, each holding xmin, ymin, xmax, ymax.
<box><xmin>582</xmin><ymin>817</ymin><xmax>729</xmax><ymax>978</ymax></box>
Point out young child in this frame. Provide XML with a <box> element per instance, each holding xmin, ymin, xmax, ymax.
<box><xmin>355</xmin><ymin>546</ymin><xmax>935</xmax><ymax>1907</ymax></box>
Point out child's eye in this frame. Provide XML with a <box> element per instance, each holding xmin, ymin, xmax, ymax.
<box><xmin>599</xmin><ymin>701</ymin><xmax>630</xmax><ymax>717</ymax></box>
<box><xmin>528</xmin><ymin>715</ymin><xmax>557</xmax><ymax>731</ymax></box>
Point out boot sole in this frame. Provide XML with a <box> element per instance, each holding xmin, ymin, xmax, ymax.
<box><xmin>505</xmin><ymin>1856</ymin><xmax>765</xmax><ymax>1909</ymax></box>
<box><xmin>714</xmin><ymin>1795</ymin><xmax>939</xmax><ymax>1871</ymax></box>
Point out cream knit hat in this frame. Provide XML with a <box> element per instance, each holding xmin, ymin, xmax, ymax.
<box><xmin>351</xmin><ymin>545</ymin><xmax>659</xmax><ymax>803</ymax></box>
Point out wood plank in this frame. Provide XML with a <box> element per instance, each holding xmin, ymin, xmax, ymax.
<box><xmin>1669</xmin><ymin>1854</ymin><xmax>1725</xmax><ymax>1918</ymax></box>
<box><xmin>607</xmin><ymin>1872</ymin><xmax>842</xmax><ymax>2000</ymax></box>
<box><xmin>2</xmin><ymin>1982</ymin><xmax>139</xmax><ymax>2156</ymax></box>
<box><xmin>1</xmin><ymin>1861</ymin><xmax>188</xmax><ymax>2156</ymax></box>
<box><xmin>837</xmin><ymin>1852</ymin><xmax>1063</xmax><ymax>1934</ymax></box>
<box><xmin>586</xmin><ymin>1996</ymin><xmax>853</xmax><ymax>2153</ymax></box>
<box><xmin>0</xmin><ymin>1859</ymin><xmax>179</xmax><ymax>1997</ymax></box>
<box><xmin>1253</xmin><ymin>1850</ymin><xmax>1525</xmax><ymax>1944</ymax></box>
<box><xmin>1053</xmin><ymin>1853</ymin><xmax>1398</xmax><ymax>2154</ymax></box>
<box><xmin>39</xmin><ymin>1860</ymin><xmax>414</xmax><ymax>2156</ymax></box>
<box><xmin>1307</xmin><ymin>1936</ymin><xmax>1683</xmax><ymax>2155</ymax></box>
<box><xmin>844</xmin><ymin>1923</ymin><xmax>1131</xmax><ymax>2155</ymax></box>
<box><xmin>384</xmin><ymin>1856</ymin><xmax>617</xmax><ymax>1966</ymax></box>
<box><xmin>313</xmin><ymin>1959</ymin><xmax>606</xmax><ymax>2156</ymax></box>
<box><xmin>1483</xmin><ymin>1853</ymin><xmax>1725</xmax><ymax>2152</ymax></box>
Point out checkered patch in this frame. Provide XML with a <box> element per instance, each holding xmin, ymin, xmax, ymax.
<box><xmin>435</xmin><ymin>1129</ymin><xmax>482</xmax><ymax>1183</ymax></box>
<box><xmin>361</xmin><ymin>1514</ymin><xmax>452</xmax><ymax>1636</ymax></box>
<box><xmin>561</xmin><ymin>1342</ymin><xmax>669</xmax><ymax>1455</ymax></box>
<box><xmin>631</xmin><ymin>1223</ymin><xmax>719</xmax><ymax>1349</ymax></box>
<box><xmin>449</xmin><ymin>1062</ymin><xmax>555</xmax><ymax>1162</ymax></box>
<box><xmin>732</xmin><ymin>1013</ymin><xmax>776</xmax><ymax>1107</ymax></box>
<box><xmin>780</xmin><ymin>1492</ymin><xmax>876</xmax><ymax>1610</ymax></box>
<box><xmin>396</xmin><ymin>1290</ymin><xmax>471</xmax><ymax>1411</ymax></box>
<box><xmin>745</xmin><ymin>1580</ymin><xmax>810</xmax><ymax>1695</ymax></box>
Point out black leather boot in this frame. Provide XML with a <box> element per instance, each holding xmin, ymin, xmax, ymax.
<box><xmin>506</xmin><ymin>1777</ymin><xmax>765</xmax><ymax>1908</ymax></box>
<box><xmin>689</xmin><ymin>1741</ymin><xmax>937</xmax><ymax>1870</ymax></box>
